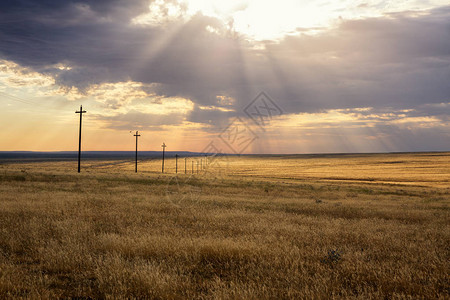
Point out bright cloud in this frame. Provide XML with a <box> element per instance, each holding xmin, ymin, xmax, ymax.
<box><xmin>132</xmin><ymin>0</ymin><xmax>450</xmax><ymax>40</ymax></box>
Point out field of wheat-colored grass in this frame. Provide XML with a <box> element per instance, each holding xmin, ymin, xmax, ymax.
<box><xmin>0</xmin><ymin>153</ymin><xmax>449</xmax><ymax>298</ymax></box>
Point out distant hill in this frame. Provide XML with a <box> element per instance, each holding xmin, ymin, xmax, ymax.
<box><xmin>1</xmin><ymin>151</ymin><xmax>446</xmax><ymax>163</ymax></box>
<box><xmin>0</xmin><ymin>151</ymin><xmax>212</xmax><ymax>162</ymax></box>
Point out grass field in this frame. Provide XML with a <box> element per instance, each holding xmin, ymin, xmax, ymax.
<box><xmin>0</xmin><ymin>153</ymin><xmax>449</xmax><ymax>298</ymax></box>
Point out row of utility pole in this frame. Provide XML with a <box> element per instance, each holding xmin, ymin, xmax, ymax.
<box><xmin>75</xmin><ymin>105</ymin><xmax>209</xmax><ymax>174</ymax></box>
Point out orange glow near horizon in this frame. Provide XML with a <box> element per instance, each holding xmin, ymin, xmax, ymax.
<box><xmin>1</xmin><ymin>85</ymin><xmax>449</xmax><ymax>153</ymax></box>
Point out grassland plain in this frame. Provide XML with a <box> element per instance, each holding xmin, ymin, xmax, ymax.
<box><xmin>0</xmin><ymin>153</ymin><xmax>449</xmax><ymax>299</ymax></box>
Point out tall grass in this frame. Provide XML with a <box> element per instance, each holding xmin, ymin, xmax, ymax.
<box><xmin>0</xmin><ymin>153</ymin><xmax>448</xmax><ymax>298</ymax></box>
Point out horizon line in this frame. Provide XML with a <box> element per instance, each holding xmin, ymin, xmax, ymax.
<box><xmin>0</xmin><ymin>150</ymin><xmax>449</xmax><ymax>156</ymax></box>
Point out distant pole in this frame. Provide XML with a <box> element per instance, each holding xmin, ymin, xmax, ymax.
<box><xmin>200</xmin><ymin>159</ymin><xmax>203</xmax><ymax>170</ymax></box>
<box><xmin>205</xmin><ymin>154</ymin><xmax>207</xmax><ymax>168</ymax></box>
<box><xmin>175</xmin><ymin>154</ymin><xmax>178</xmax><ymax>174</ymax></box>
<box><xmin>75</xmin><ymin>105</ymin><xmax>87</xmax><ymax>173</ymax></box>
<box><xmin>134</xmin><ymin>131</ymin><xmax>141</xmax><ymax>173</ymax></box>
<box><xmin>197</xmin><ymin>160</ymin><xmax>199</xmax><ymax>174</ymax></box>
<box><xmin>185</xmin><ymin>158</ymin><xmax>187</xmax><ymax>174</ymax></box>
<box><xmin>192</xmin><ymin>161</ymin><xmax>194</xmax><ymax>174</ymax></box>
<box><xmin>161</xmin><ymin>142</ymin><xmax>167</xmax><ymax>173</ymax></box>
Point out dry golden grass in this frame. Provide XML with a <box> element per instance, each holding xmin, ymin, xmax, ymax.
<box><xmin>0</xmin><ymin>153</ymin><xmax>449</xmax><ymax>299</ymax></box>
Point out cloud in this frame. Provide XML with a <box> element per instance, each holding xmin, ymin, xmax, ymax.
<box><xmin>266</xmin><ymin>106</ymin><xmax>450</xmax><ymax>153</ymax></box>
<box><xmin>0</xmin><ymin>0</ymin><xmax>150</xmax><ymax>24</ymax></box>
<box><xmin>92</xmin><ymin>109</ymin><xmax>188</xmax><ymax>131</ymax></box>
<box><xmin>0</xmin><ymin>59</ymin><xmax>54</xmax><ymax>88</ymax></box>
<box><xmin>0</xmin><ymin>1</ymin><xmax>449</xmax><ymax>135</ymax></box>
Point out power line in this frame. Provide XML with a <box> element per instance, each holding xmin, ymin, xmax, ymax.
<box><xmin>0</xmin><ymin>91</ymin><xmax>37</xmax><ymax>106</ymax></box>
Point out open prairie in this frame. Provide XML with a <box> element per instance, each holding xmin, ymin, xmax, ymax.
<box><xmin>0</xmin><ymin>152</ymin><xmax>449</xmax><ymax>298</ymax></box>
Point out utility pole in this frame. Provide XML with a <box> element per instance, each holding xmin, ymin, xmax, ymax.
<box><xmin>192</xmin><ymin>160</ymin><xmax>194</xmax><ymax>174</ymax></box>
<box><xmin>134</xmin><ymin>131</ymin><xmax>141</xmax><ymax>173</ymax></box>
<box><xmin>197</xmin><ymin>160</ymin><xmax>199</xmax><ymax>174</ymax></box>
<box><xmin>75</xmin><ymin>105</ymin><xmax>87</xmax><ymax>173</ymax></box>
<box><xmin>175</xmin><ymin>154</ymin><xmax>178</xmax><ymax>174</ymax></box>
<box><xmin>185</xmin><ymin>158</ymin><xmax>187</xmax><ymax>174</ymax></box>
<box><xmin>161</xmin><ymin>142</ymin><xmax>167</xmax><ymax>173</ymax></box>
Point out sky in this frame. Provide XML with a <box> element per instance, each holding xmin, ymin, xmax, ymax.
<box><xmin>0</xmin><ymin>0</ymin><xmax>449</xmax><ymax>154</ymax></box>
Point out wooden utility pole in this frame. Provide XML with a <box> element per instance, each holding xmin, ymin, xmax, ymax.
<box><xmin>161</xmin><ymin>142</ymin><xmax>167</xmax><ymax>173</ymax></box>
<box><xmin>192</xmin><ymin>160</ymin><xmax>194</xmax><ymax>174</ymax></box>
<box><xmin>175</xmin><ymin>154</ymin><xmax>178</xmax><ymax>174</ymax></box>
<box><xmin>134</xmin><ymin>131</ymin><xmax>141</xmax><ymax>173</ymax></box>
<box><xmin>185</xmin><ymin>158</ymin><xmax>187</xmax><ymax>174</ymax></box>
<box><xmin>75</xmin><ymin>105</ymin><xmax>87</xmax><ymax>173</ymax></box>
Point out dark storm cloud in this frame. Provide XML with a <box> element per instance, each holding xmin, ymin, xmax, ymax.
<box><xmin>0</xmin><ymin>0</ymin><xmax>149</xmax><ymax>22</ymax></box>
<box><xmin>0</xmin><ymin>1</ymin><xmax>449</xmax><ymax>127</ymax></box>
<box><xmin>0</xmin><ymin>0</ymin><xmax>153</xmax><ymax>87</ymax></box>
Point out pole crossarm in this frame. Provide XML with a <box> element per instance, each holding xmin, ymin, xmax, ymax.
<box><xmin>75</xmin><ymin>109</ymin><xmax>87</xmax><ymax>114</ymax></box>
